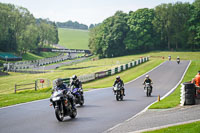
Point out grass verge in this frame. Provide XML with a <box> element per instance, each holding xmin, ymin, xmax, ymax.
<box><xmin>143</xmin><ymin>121</ymin><xmax>200</xmax><ymax>133</ymax></box>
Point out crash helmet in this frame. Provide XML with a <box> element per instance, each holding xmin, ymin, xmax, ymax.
<box><xmin>55</xmin><ymin>78</ymin><xmax>63</xmax><ymax>87</ymax></box>
<box><xmin>116</xmin><ymin>76</ymin><xmax>120</xmax><ymax>80</ymax></box>
<box><xmin>72</xmin><ymin>75</ymin><xmax>77</xmax><ymax>80</ymax></box>
<box><xmin>146</xmin><ymin>75</ymin><xmax>149</xmax><ymax>78</ymax></box>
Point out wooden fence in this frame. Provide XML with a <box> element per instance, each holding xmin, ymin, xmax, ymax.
<box><xmin>15</xmin><ymin>82</ymin><xmax>37</xmax><ymax>93</ymax></box>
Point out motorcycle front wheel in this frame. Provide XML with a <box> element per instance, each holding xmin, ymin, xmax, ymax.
<box><xmin>116</xmin><ymin>93</ymin><xmax>119</xmax><ymax>101</ymax></box>
<box><xmin>55</xmin><ymin>108</ymin><xmax>64</xmax><ymax>122</ymax></box>
<box><xmin>79</xmin><ymin>95</ymin><xmax>84</xmax><ymax>106</ymax></box>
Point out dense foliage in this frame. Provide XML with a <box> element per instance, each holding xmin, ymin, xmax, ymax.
<box><xmin>89</xmin><ymin>0</ymin><xmax>200</xmax><ymax>57</ymax></box>
<box><xmin>0</xmin><ymin>3</ymin><xmax>59</xmax><ymax>54</ymax></box>
<box><xmin>56</xmin><ymin>21</ymin><xmax>88</xmax><ymax>30</ymax></box>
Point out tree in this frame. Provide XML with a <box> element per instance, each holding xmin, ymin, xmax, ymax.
<box><xmin>124</xmin><ymin>8</ymin><xmax>155</xmax><ymax>52</ymax></box>
<box><xmin>89</xmin><ymin>11</ymin><xmax>128</xmax><ymax>58</ymax></box>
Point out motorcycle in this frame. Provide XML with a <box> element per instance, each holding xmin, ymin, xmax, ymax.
<box><xmin>113</xmin><ymin>83</ymin><xmax>124</xmax><ymax>101</ymax></box>
<box><xmin>50</xmin><ymin>89</ymin><xmax>77</xmax><ymax>122</ymax></box>
<box><xmin>71</xmin><ymin>86</ymin><xmax>84</xmax><ymax>106</ymax></box>
<box><xmin>144</xmin><ymin>83</ymin><xmax>152</xmax><ymax>97</ymax></box>
<box><xmin>177</xmin><ymin>58</ymin><xmax>180</xmax><ymax>64</ymax></box>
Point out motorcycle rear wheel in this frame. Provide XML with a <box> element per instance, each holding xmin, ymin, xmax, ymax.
<box><xmin>70</xmin><ymin>109</ymin><xmax>77</xmax><ymax>118</ymax></box>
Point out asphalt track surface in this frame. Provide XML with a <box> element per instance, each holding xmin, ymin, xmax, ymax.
<box><xmin>0</xmin><ymin>60</ymin><xmax>190</xmax><ymax>133</ymax></box>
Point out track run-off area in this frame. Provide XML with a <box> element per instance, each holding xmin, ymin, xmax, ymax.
<box><xmin>0</xmin><ymin>60</ymin><xmax>190</xmax><ymax>133</ymax></box>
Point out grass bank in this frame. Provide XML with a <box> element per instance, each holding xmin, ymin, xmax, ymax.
<box><xmin>58</xmin><ymin>28</ymin><xmax>89</xmax><ymax>50</ymax></box>
<box><xmin>144</xmin><ymin>121</ymin><xmax>200</xmax><ymax>133</ymax></box>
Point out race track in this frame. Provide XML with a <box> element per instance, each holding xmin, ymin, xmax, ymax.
<box><xmin>0</xmin><ymin>61</ymin><xmax>190</xmax><ymax>133</ymax></box>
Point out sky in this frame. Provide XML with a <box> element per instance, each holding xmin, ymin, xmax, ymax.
<box><xmin>0</xmin><ymin>0</ymin><xmax>195</xmax><ymax>26</ymax></box>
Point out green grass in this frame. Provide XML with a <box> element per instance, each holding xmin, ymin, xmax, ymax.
<box><xmin>21</xmin><ymin>52</ymin><xmax>59</xmax><ymax>61</ymax></box>
<box><xmin>58</xmin><ymin>28</ymin><xmax>89</xmax><ymax>50</ymax></box>
<box><xmin>0</xmin><ymin>87</ymin><xmax>52</xmax><ymax>107</ymax></box>
<box><xmin>143</xmin><ymin>121</ymin><xmax>200</xmax><ymax>133</ymax></box>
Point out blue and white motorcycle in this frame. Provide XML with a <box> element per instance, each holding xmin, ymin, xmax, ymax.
<box><xmin>71</xmin><ymin>86</ymin><xmax>84</xmax><ymax>106</ymax></box>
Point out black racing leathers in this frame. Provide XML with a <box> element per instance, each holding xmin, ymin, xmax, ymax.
<box><xmin>113</xmin><ymin>79</ymin><xmax>125</xmax><ymax>96</ymax></box>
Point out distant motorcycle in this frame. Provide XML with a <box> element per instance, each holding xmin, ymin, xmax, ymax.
<box><xmin>113</xmin><ymin>83</ymin><xmax>124</xmax><ymax>101</ymax></box>
<box><xmin>50</xmin><ymin>89</ymin><xmax>77</xmax><ymax>122</ymax></box>
<box><xmin>144</xmin><ymin>83</ymin><xmax>152</xmax><ymax>97</ymax></box>
<box><xmin>71</xmin><ymin>86</ymin><xmax>84</xmax><ymax>106</ymax></box>
<box><xmin>177</xmin><ymin>58</ymin><xmax>180</xmax><ymax>64</ymax></box>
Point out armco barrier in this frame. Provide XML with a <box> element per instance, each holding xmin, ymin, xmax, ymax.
<box><xmin>78</xmin><ymin>73</ymin><xmax>95</xmax><ymax>83</ymax></box>
<box><xmin>62</xmin><ymin>57</ymin><xmax>149</xmax><ymax>85</ymax></box>
<box><xmin>95</xmin><ymin>71</ymin><xmax>108</xmax><ymax>79</ymax></box>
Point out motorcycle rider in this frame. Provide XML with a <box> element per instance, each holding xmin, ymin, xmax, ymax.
<box><xmin>143</xmin><ymin>75</ymin><xmax>153</xmax><ymax>90</ymax></box>
<box><xmin>192</xmin><ymin>71</ymin><xmax>200</xmax><ymax>95</ymax></box>
<box><xmin>113</xmin><ymin>76</ymin><xmax>125</xmax><ymax>96</ymax></box>
<box><xmin>54</xmin><ymin>78</ymin><xmax>76</xmax><ymax>109</ymax></box>
<box><xmin>70</xmin><ymin>75</ymin><xmax>82</xmax><ymax>90</ymax></box>
<box><xmin>177</xmin><ymin>56</ymin><xmax>180</xmax><ymax>64</ymax></box>
<box><xmin>168</xmin><ymin>55</ymin><xmax>171</xmax><ymax>61</ymax></box>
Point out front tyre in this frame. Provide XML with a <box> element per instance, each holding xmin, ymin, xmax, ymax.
<box><xmin>55</xmin><ymin>108</ymin><xmax>64</xmax><ymax>122</ymax></box>
<box><xmin>79</xmin><ymin>95</ymin><xmax>84</xmax><ymax>106</ymax></box>
<box><xmin>116</xmin><ymin>92</ymin><xmax>119</xmax><ymax>101</ymax></box>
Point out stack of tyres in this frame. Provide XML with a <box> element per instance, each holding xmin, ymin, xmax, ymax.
<box><xmin>184</xmin><ymin>82</ymin><xmax>196</xmax><ymax>105</ymax></box>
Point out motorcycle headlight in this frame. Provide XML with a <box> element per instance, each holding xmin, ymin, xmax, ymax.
<box><xmin>52</xmin><ymin>97</ymin><xmax>60</xmax><ymax>101</ymax></box>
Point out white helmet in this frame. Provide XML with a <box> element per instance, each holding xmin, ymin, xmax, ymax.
<box><xmin>146</xmin><ymin>75</ymin><xmax>149</xmax><ymax>78</ymax></box>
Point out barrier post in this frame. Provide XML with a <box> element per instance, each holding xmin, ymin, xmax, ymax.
<box><xmin>108</xmin><ymin>69</ymin><xmax>111</xmax><ymax>76</ymax></box>
<box><xmin>115</xmin><ymin>67</ymin><xmax>118</xmax><ymax>74</ymax></box>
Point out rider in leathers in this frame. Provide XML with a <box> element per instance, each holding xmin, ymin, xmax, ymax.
<box><xmin>143</xmin><ymin>75</ymin><xmax>153</xmax><ymax>91</ymax></box>
<box><xmin>70</xmin><ymin>75</ymin><xmax>82</xmax><ymax>89</ymax></box>
<box><xmin>54</xmin><ymin>78</ymin><xmax>76</xmax><ymax>109</ymax></box>
<box><xmin>113</xmin><ymin>76</ymin><xmax>125</xmax><ymax>96</ymax></box>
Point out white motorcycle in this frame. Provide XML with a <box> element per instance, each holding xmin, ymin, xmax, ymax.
<box><xmin>113</xmin><ymin>83</ymin><xmax>124</xmax><ymax>101</ymax></box>
<box><xmin>144</xmin><ymin>83</ymin><xmax>152</xmax><ymax>97</ymax></box>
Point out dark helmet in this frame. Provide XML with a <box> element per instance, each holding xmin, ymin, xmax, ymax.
<box><xmin>116</xmin><ymin>76</ymin><xmax>120</xmax><ymax>80</ymax></box>
<box><xmin>72</xmin><ymin>75</ymin><xmax>77</xmax><ymax>80</ymax></box>
<box><xmin>55</xmin><ymin>78</ymin><xmax>63</xmax><ymax>86</ymax></box>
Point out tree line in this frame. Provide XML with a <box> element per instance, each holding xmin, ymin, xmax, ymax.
<box><xmin>56</xmin><ymin>21</ymin><xmax>100</xmax><ymax>30</ymax></box>
<box><xmin>56</xmin><ymin>21</ymin><xmax>88</xmax><ymax>30</ymax></box>
<box><xmin>0</xmin><ymin>2</ymin><xmax>59</xmax><ymax>55</ymax></box>
<box><xmin>89</xmin><ymin>0</ymin><xmax>200</xmax><ymax>58</ymax></box>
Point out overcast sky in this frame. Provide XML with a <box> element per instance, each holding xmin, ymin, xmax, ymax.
<box><xmin>0</xmin><ymin>0</ymin><xmax>195</xmax><ymax>26</ymax></box>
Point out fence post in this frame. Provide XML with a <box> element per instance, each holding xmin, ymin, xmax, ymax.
<box><xmin>35</xmin><ymin>81</ymin><xmax>37</xmax><ymax>91</ymax></box>
<box><xmin>15</xmin><ymin>84</ymin><xmax>17</xmax><ymax>93</ymax></box>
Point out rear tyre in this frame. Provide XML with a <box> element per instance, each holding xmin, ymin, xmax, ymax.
<box><xmin>120</xmin><ymin>95</ymin><xmax>123</xmax><ymax>101</ymax></box>
<box><xmin>70</xmin><ymin>109</ymin><xmax>77</xmax><ymax>119</ymax></box>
